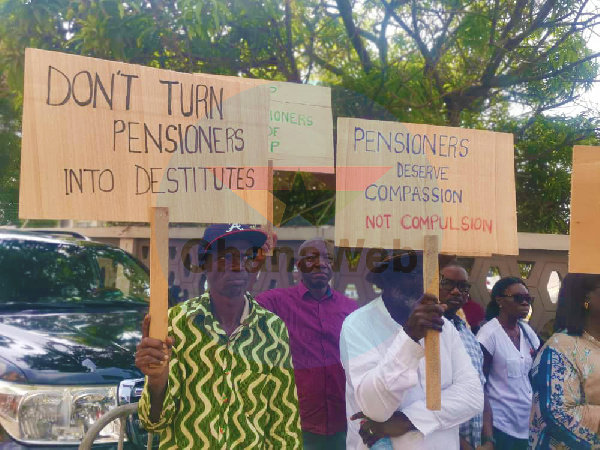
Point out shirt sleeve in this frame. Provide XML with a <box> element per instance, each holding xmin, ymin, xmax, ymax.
<box><xmin>138</xmin><ymin>310</ymin><xmax>182</xmax><ymax>432</ymax></box>
<box><xmin>533</xmin><ymin>345</ymin><xmax>600</xmax><ymax>444</ymax></box>
<box><xmin>525</xmin><ymin>323</ymin><xmax>541</xmax><ymax>349</ymax></box>
<box><xmin>340</xmin><ymin>317</ymin><xmax>424</xmax><ymax>423</ymax></box>
<box><xmin>402</xmin><ymin>323</ymin><xmax>485</xmax><ymax>436</ymax></box>
<box><xmin>477</xmin><ymin>325</ymin><xmax>496</xmax><ymax>356</ymax></box>
<box><xmin>255</xmin><ymin>291</ymin><xmax>275</xmax><ymax>313</ymax></box>
<box><xmin>264</xmin><ymin>322</ymin><xmax>303</xmax><ymax>449</ymax></box>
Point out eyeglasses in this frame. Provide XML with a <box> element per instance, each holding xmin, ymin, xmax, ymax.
<box><xmin>500</xmin><ymin>294</ymin><xmax>534</xmax><ymax>305</ymax></box>
<box><xmin>439</xmin><ymin>277</ymin><xmax>471</xmax><ymax>293</ymax></box>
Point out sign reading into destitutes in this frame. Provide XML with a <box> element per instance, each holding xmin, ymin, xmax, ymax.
<box><xmin>19</xmin><ymin>48</ymin><xmax>270</xmax><ymax>223</ymax></box>
<box><xmin>335</xmin><ymin>118</ymin><xmax>518</xmax><ymax>255</ymax></box>
<box><xmin>569</xmin><ymin>145</ymin><xmax>600</xmax><ymax>273</ymax></box>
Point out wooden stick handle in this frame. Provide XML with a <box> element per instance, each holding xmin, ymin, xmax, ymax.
<box><xmin>424</xmin><ymin>235</ymin><xmax>441</xmax><ymax>411</ymax></box>
<box><xmin>149</xmin><ymin>206</ymin><xmax>169</xmax><ymax>341</ymax></box>
<box><xmin>265</xmin><ymin>159</ymin><xmax>275</xmax><ymax>256</ymax></box>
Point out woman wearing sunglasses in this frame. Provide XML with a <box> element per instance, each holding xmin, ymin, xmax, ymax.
<box><xmin>476</xmin><ymin>277</ymin><xmax>539</xmax><ymax>450</ymax></box>
<box><xmin>529</xmin><ymin>273</ymin><xmax>600</xmax><ymax>449</ymax></box>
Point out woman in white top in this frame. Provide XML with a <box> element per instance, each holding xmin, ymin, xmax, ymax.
<box><xmin>477</xmin><ymin>277</ymin><xmax>540</xmax><ymax>450</ymax></box>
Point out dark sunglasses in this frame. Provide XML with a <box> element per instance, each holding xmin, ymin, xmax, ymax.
<box><xmin>439</xmin><ymin>277</ymin><xmax>471</xmax><ymax>293</ymax></box>
<box><xmin>500</xmin><ymin>294</ymin><xmax>534</xmax><ymax>305</ymax></box>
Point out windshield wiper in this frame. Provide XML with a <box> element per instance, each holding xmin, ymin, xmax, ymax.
<box><xmin>76</xmin><ymin>301</ymin><xmax>149</xmax><ymax>308</ymax></box>
<box><xmin>0</xmin><ymin>302</ymin><xmax>95</xmax><ymax>311</ymax></box>
<box><xmin>0</xmin><ymin>300</ymin><xmax>148</xmax><ymax>311</ymax></box>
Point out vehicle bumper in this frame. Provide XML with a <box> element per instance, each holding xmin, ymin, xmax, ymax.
<box><xmin>0</xmin><ymin>428</ymin><xmax>135</xmax><ymax>449</ymax></box>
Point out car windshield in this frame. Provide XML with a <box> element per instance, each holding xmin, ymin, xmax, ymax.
<box><xmin>0</xmin><ymin>238</ymin><xmax>150</xmax><ymax>306</ymax></box>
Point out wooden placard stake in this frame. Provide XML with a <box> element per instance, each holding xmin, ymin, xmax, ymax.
<box><xmin>265</xmin><ymin>159</ymin><xmax>275</xmax><ymax>256</ymax></box>
<box><xmin>424</xmin><ymin>235</ymin><xmax>441</xmax><ymax>411</ymax></box>
<box><xmin>149</xmin><ymin>206</ymin><xmax>169</xmax><ymax>341</ymax></box>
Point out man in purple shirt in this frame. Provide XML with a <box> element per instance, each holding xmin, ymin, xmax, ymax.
<box><xmin>257</xmin><ymin>238</ymin><xmax>358</xmax><ymax>449</ymax></box>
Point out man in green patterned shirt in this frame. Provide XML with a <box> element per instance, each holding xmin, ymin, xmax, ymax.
<box><xmin>136</xmin><ymin>224</ymin><xmax>302</xmax><ymax>449</ymax></box>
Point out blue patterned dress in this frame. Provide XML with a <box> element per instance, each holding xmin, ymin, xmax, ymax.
<box><xmin>529</xmin><ymin>332</ymin><xmax>600</xmax><ymax>449</ymax></box>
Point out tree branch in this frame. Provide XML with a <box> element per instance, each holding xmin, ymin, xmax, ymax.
<box><xmin>489</xmin><ymin>0</ymin><xmax>500</xmax><ymax>45</ymax></box>
<box><xmin>284</xmin><ymin>0</ymin><xmax>301</xmax><ymax>82</ymax></box>
<box><xmin>495</xmin><ymin>51</ymin><xmax>600</xmax><ymax>86</ymax></box>
<box><xmin>335</xmin><ymin>0</ymin><xmax>373</xmax><ymax>73</ymax></box>
<box><xmin>308</xmin><ymin>50</ymin><xmax>345</xmax><ymax>76</ymax></box>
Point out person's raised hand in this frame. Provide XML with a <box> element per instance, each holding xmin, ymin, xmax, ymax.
<box><xmin>351</xmin><ymin>411</ymin><xmax>416</xmax><ymax>447</ymax></box>
<box><xmin>403</xmin><ymin>293</ymin><xmax>447</xmax><ymax>342</ymax></box>
<box><xmin>135</xmin><ymin>314</ymin><xmax>173</xmax><ymax>387</ymax></box>
<box><xmin>351</xmin><ymin>412</ymin><xmax>384</xmax><ymax>448</ymax></box>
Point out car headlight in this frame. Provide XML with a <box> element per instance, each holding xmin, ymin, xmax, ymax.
<box><xmin>0</xmin><ymin>380</ymin><xmax>121</xmax><ymax>444</ymax></box>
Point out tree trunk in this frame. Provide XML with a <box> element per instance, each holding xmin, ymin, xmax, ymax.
<box><xmin>446</xmin><ymin>103</ymin><xmax>461</xmax><ymax>127</ymax></box>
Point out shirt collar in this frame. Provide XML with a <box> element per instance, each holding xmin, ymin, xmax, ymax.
<box><xmin>297</xmin><ymin>280</ymin><xmax>333</xmax><ymax>301</ymax></box>
<box><xmin>450</xmin><ymin>314</ymin><xmax>467</xmax><ymax>330</ymax></box>
<box><xmin>240</xmin><ymin>295</ymin><xmax>250</xmax><ymax>323</ymax></box>
<box><xmin>185</xmin><ymin>291</ymin><xmax>264</xmax><ymax>327</ymax></box>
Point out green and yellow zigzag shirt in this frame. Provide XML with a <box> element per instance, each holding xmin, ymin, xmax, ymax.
<box><xmin>138</xmin><ymin>293</ymin><xmax>302</xmax><ymax>449</ymax></box>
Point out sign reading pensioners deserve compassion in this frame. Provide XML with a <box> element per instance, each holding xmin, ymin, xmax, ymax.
<box><xmin>569</xmin><ymin>146</ymin><xmax>600</xmax><ymax>274</ymax></box>
<box><xmin>19</xmin><ymin>48</ymin><xmax>270</xmax><ymax>223</ymax></box>
<box><xmin>335</xmin><ymin>118</ymin><xmax>518</xmax><ymax>256</ymax></box>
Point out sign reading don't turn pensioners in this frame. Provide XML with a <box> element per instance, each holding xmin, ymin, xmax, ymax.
<box><xmin>19</xmin><ymin>48</ymin><xmax>270</xmax><ymax>224</ymax></box>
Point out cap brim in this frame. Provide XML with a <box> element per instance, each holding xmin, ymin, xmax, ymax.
<box><xmin>200</xmin><ymin>229</ymin><xmax>268</xmax><ymax>261</ymax></box>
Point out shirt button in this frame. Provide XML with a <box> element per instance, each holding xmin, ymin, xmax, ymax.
<box><xmin>219</xmin><ymin>427</ymin><xmax>224</xmax><ymax>434</ymax></box>
<box><xmin>223</xmin><ymin>397</ymin><xmax>229</xmax><ymax>403</ymax></box>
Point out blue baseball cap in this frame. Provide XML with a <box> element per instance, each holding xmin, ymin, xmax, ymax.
<box><xmin>198</xmin><ymin>224</ymin><xmax>268</xmax><ymax>262</ymax></box>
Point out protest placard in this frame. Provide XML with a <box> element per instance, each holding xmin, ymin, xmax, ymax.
<box><xmin>262</xmin><ymin>81</ymin><xmax>334</xmax><ymax>173</ymax></box>
<box><xmin>19</xmin><ymin>48</ymin><xmax>273</xmax><ymax>339</ymax></box>
<box><xmin>192</xmin><ymin>75</ymin><xmax>334</xmax><ymax>172</ymax></box>
<box><xmin>19</xmin><ymin>48</ymin><xmax>270</xmax><ymax>224</ymax></box>
<box><xmin>569</xmin><ymin>145</ymin><xmax>600</xmax><ymax>273</ymax></box>
<box><xmin>336</xmin><ymin>118</ymin><xmax>518</xmax><ymax>409</ymax></box>
<box><xmin>335</xmin><ymin>118</ymin><xmax>518</xmax><ymax>256</ymax></box>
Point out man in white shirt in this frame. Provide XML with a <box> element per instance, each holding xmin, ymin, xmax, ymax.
<box><xmin>340</xmin><ymin>252</ymin><xmax>484</xmax><ymax>449</ymax></box>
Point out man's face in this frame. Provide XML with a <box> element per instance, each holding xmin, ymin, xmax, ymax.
<box><xmin>204</xmin><ymin>238</ymin><xmax>253</xmax><ymax>298</ymax></box>
<box><xmin>380</xmin><ymin>257</ymin><xmax>424</xmax><ymax>314</ymax></box>
<box><xmin>297</xmin><ymin>240</ymin><xmax>334</xmax><ymax>290</ymax></box>
<box><xmin>439</xmin><ymin>266</ymin><xmax>470</xmax><ymax>316</ymax></box>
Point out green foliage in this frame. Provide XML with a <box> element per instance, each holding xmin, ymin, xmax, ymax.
<box><xmin>498</xmin><ymin>115</ymin><xmax>600</xmax><ymax>233</ymax></box>
<box><xmin>0</xmin><ymin>0</ymin><xmax>599</xmax><ymax>233</ymax></box>
<box><xmin>0</xmin><ymin>76</ymin><xmax>20</xmax><ymax>224</ymax></box>
<box><xmin>273</xmin><ymin>172</ymin><xmax>335</xmax><ymax>227</ymax></box>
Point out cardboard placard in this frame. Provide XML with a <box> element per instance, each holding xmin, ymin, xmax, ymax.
<box><xmin>225</xmin><ymin>79</ymin><xmax>333</xmax><ymax>173</ymax></box>
<box><xmin>263</xmin><ymin>81</ymin><xmax>334</xmax><ymax>173</ymax></box>
<box><xmin>335</xmin><ymin>118</ymin><xmax>518</xmax><ymax>256</ymax></box>
<box><xmin>19</xmin><ymin>48</ymin><xmax>270</xmax><ymax>223</ymax></box>
<box><xmin>569</xmin><ymin>145</ymin><xmax>600</xmax><ymax>273</ymax></box>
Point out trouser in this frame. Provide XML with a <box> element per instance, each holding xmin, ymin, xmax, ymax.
<box><xmin>493</xmin><ymin>426</ymin><xmax>529</xmax><ymax>450</ymax></box>
<box><xmin>302</xmin><ymin>430</ymin><xmax>346</xmax><ymax>450</ymax></box>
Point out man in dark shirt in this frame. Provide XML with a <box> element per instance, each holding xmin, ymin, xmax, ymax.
<box><xmin>257</xmin><ymin>238</ymin><xmax>358</xmax><ymax>450</ymax></box>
